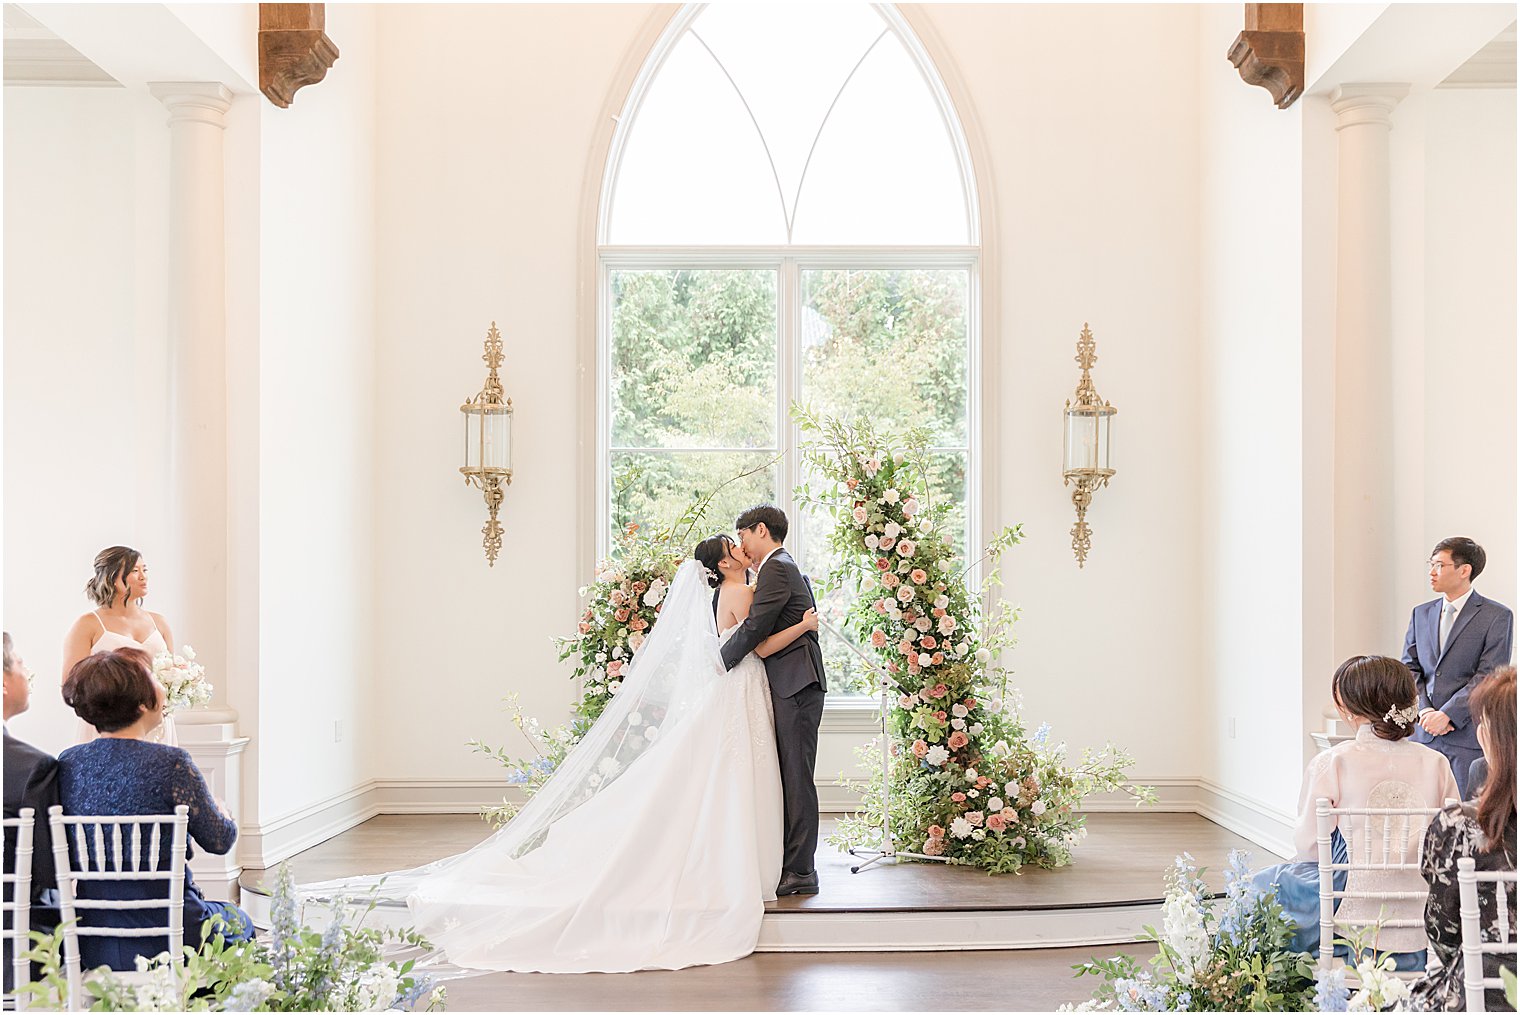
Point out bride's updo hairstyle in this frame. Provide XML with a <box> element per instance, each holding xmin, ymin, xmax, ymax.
<box><xmin>1332</xmin><ymin>654</ymin><xmax>1419</xmax><ymax>741</ymax></box>
<box><xmin>693</xmin><ymin>534</ymin><xmax>737</xmax><ymax>590</ymax></box>
<box><xmin>85</xmin><ymin>545</ymin><xmax>142</xmax><ymax>607</ymax></box>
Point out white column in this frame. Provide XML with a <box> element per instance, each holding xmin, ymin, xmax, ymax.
<box><xmin>149</xmin><ymin>82</ymin><xmax>247</xmax><ymax>900</ymax></box>
<box><xmin>1329</xmin><ymin>83</ymin><xmax>1408</xmax><ymax>677</ymax></box>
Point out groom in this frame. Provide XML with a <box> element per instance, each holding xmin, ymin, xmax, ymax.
<box><xmin>722</xmin><ymin>505</ymin><xmax>826</xmax><ymax>896</ymax></box>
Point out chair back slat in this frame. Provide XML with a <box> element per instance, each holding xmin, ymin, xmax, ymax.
<box><xmin>47</xmin><ymin>806</ymin><xmax>190</xmax><ymax>1012</ymax></box>
<box><xmin>1458</xmin><ymin>856</ymin><xmax>1520</xmax><ymax>1013</ymax></box>
<box><xmin>2</xmin><ymin>809</ymin><xmax>36</xmax><ymax>1011</ymax></box>
<box><xmin>1316</xmin><ymin>797</ymin><xmax>1455</xmax><ymax>979</ymax></box>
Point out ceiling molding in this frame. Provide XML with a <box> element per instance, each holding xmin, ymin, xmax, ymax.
<box><xmin>3</xmin><ymin>4</ymin><xmax>120</xmax><ymax>87</ymax></box>
<box><xmin>1438</xmin><ymin>21</ymin><xmax>1517</xmax><ymax>89</ymax></box>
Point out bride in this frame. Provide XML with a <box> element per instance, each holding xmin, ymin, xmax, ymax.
<box><xmin>303</xmin><ymin>535</ymin><xmax>817</xmax><ymax>973</ymax></box>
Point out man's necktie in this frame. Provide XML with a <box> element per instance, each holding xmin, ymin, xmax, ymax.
<box><xmin>1439</xmin><ymin>600</ymin><xmax>1459</xmax><ymax>656</ymax></box>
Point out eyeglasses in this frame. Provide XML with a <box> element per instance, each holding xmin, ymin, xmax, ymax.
<box><xmin>1428</xmin><ymin>560</ymin><xmax>1468</xmax><ymax>572</ymax></box>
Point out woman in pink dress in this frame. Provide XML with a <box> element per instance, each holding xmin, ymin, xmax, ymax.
<box><xmin>60</xmin><ymin>546</ymin><xmax>179</xmax><ymax>746</ymax></box>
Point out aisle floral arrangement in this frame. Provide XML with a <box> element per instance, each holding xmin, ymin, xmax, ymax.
<box><xmin>796</xmin><ymin>409</ymin><xmax>1150</xmax><ymax>873</ymax></box>
<box><xmin>1066</xmin><ymin>850</ymin><xmax>1423</xmax><ymax>1012</ymax></box>
<box><xmin>16</xmin><ymin>866</ymin><xmax>444</xmax><ymax>1012</ymax></box>
<box><xmin>153</xmin><ymin>644</ymin><xmax>212</xmax><ymax>716</ymax></box>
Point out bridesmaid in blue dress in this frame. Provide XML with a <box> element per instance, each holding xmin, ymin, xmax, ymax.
<box><xmin>57</xmin><ymin>648</ymin><xmax>252</xmax><ymax>971</ymax></box>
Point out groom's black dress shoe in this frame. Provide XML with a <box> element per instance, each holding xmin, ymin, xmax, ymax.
<box><xmin>776</xmin><ymin>870</ymin><xmax>819</xmax><ymax>897</ymax></box>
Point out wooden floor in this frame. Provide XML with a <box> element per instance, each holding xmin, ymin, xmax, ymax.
<box><xmin>430</xmin><ymin>944</ymin><xmax>1161</xmax><ymax>1011</ymax></box>
<box><xmin>241</xmin><ymin>811</ymin><xmax>1265</xmax><ymax>1010</ymax></box>
<box><xmin>243</xmin><ymin>811</ymin><xmax>1269</xmax><ymax>912</ymax></box>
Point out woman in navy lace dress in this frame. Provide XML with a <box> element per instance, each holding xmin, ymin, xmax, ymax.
<box><xmin>57</xmin><ymin>648</ymin><xmax>253</xmax><ymax>970</ymax></box>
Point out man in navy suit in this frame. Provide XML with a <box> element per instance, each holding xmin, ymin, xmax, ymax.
<box><xmin>1401</xmin><ymin>537</ymin><xmax>1514</xmax><ymax>798</ymax></box>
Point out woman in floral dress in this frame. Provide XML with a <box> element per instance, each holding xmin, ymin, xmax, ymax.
<box><xmin>1411</xmin><ymin>665</ymin><xmax>1516</xmax><ymax>1012</ymax></box>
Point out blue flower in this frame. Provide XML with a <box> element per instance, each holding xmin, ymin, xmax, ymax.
<box><xmin>532</xmin><ymin>757</ymin><xmax>556</xmax><ymax>773</ymax></box>
<box><xmin>398</xmin><ymin>972</ymin><xmax>436</xmax><ymax>1009</ymax></box>
<box><xmin>1113</xmin><ymin>973</ymin><xmax>1169</xmax><ymax>1011</ymax></box>
<box><xmin>1033</xmin><ymin>722</ymin><xmax>1052</xmax><ymax>745</ymax></box>
<box><xmin>1315</xmin><ymin>967</ymin><xmax>1350</xmax><ymax>1011</ymax></box>
<box><xmin>504</xmin><ymin>768</ymin><xmax>529</xmax><ymax>785</ymax></box>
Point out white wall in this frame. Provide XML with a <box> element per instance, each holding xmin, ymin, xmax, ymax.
<box><xmin>251</xmin><ymin>2</ymin><xmax>379</xmax><ymax>825</ymax></box>
<box><xmin>1195</xmin><ymin>5</ymin><xmax>1308</xmax><ymax>835</ymax></box>
<box><xmin>367</xmin><ymin>3</ymin><xmax>1208</xmax><ymax>796</ymax></box>
<box><xmin>2</xmin><ymin>85</ymin><xmax>173</xmax><ymax>755</ymax></box>
<box><xmin>370</xmin><ymin>4</ymin><xmax>660</xmax><ymax>788</ymax></box>
<box><xmin>1415</xmin><ymin>88</ymin><xmax>1517</xmax><ymax>616</ymax></box>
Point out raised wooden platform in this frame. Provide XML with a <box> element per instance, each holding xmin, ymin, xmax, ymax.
<box><xmin>241</xmin><ymin>811</ymin><xmax>1270</xmax><ymax>952</ymax></box>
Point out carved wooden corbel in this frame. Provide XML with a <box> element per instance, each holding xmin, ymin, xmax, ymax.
<box><xmin>1227</xmin><ymin>3</ymin><xmax>1304</xmax><ymax>109</ymax></box>
<box><xmin>259</xmin><ymin>3</ymin><xmax>339</xmax><ymax>108</ymax></box>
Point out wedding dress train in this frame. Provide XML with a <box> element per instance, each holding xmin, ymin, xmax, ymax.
<box><xmin>301</xmin><ymin>561</ymin><xmax>784</xmax><ymax>973</ymax></box>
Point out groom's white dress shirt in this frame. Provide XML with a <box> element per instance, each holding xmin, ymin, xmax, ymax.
<box><xmin>756</xmin><ymin>546</ymin><xmax>782</xmax><ymax>575</ymax></box>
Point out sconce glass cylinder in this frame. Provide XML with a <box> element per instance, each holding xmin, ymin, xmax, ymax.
<box><xmin>462</xmin><ymin>400</ymin><xmax>513</xmax><ymax>479</ymax></box>
<box><xmin>1062</xmin><ymin>403</ymin><xmax>1115</xmax><ymax>480</ymax></box>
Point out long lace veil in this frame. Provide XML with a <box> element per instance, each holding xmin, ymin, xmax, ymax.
<box><xmin>299</xmin><ymin>559</ymin><xmax>723</xmax><ymax>943</ymax></box>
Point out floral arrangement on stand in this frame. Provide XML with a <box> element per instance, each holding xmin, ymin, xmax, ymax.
<box><xmin>17</xmin><ymin>866</ymin><xmax>445</xmax><ymax>1013</ymax></box>
<box><xmin>797</xmin><ymin>409</ymin><xmax>1150</xmax><ymax>874</ymax></box>
<box><xmin>153</xmin><ymin>644</ymin><xmax>212</xmax><ymax>716</ymax></box>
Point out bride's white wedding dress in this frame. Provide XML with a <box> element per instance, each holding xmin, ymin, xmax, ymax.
<box><xmin>301</xmin><ymin>561</ymin><xmax>783</xmax><ymax>974</ymax></box>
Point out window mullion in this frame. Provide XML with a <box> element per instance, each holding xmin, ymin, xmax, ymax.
<box><xmin>779</xmin><ymin>258</ymin><xmax>800</xmax><ymax>554</ymax></box>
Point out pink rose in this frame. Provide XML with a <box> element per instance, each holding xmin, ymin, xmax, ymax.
<box><xmin>948</xmin><ymin>730</ymin><xmax>969</xmax><ymax>750</ymax></box>
<box><xmin>898</xmin><ymin>641</ymin><xmax>914</xmax><ymax>656</ymax></box>
<box><xmin>920</xmin><ymin>635</ymin><xmax>937</xmax><ymax>650</ymax></box>
<box><xmin>870</xmin><ymin>629</ymin><xmax>888</xmax><ymax>648</ymax></box>
<box><xmin>846</xmin><ymin>478</ymin><xmax>859</xmax><ymax>490</ymax></box>
<box><xmin>875</xmin><ymin>557</ymin><xmax>891</xmax><ymax>572</ymax></box>
<box><xmin>628</xmin><ymin>632</ymin><xmax>645</xmax><ymax>651</ymax></box>
<box><xmin>923</xmin><ymin>837</ymin><xmax>945</xmax><ymax>857</ymax></box>
<box><xmin>614</xmin><ymin>607</ymin><xmax>630</xmax><ymax>622</ymax></box>
<box><xmin>951</xmin><ymin>792</ymin><xmax>966</xmax><ymax>803</ymax></box>
<box><xmin>932</xmin><ymin>652</ymin><xmax>944</xmax><ymax>665</ymax></box>
<box><xmin>1000</xmin><ymin>808</ymin><xmax>1018</xmax><ymax>822</ymax></box>
<box><xmin>966</xmin><ymin>811</ymin><xmax>984</xmax><ymax>827</ymax></box>
<box><xmin>911</xmin><ymin>739</ymin><xmax>929</xmax><ymax>758</ymax></box>
<box><xmin>878</xmin><ymin>536</ymin><xmax>896</xmax><ymax>552</ymax></box>
<box><xmin>986</xmin><ymin>814</ymin><xmax>1006</xmax><ymax>832</ymax></box>
<box><xmin>578</xmin><ymin>622</ymin><xmax>591</xmax><ymax>634</ymax></box>
<box><xmin>939</xmin><ymin>615</ymin><xmax>957</xmax><ymax>634</ymax></box>
<box><xmin>929</xmin><ymin>683</ymin><xmax>949</xmax><ymax>699</ymax></box>
<box><xmin>927</xmin><ymin>824</ymin><xmax>945</xmax><ymax>839</ymax></box>
<box><xmin>607</xmin><ymin>660</ymin><xmax>624</xmax><ymax>676</ymax></box>
<box><xmin>911</xmin><ymin>568</ymin><xmax>928</xmax><ymax>585</ymax></box>
<box><xmin>873</xmin><ymin>599</ymin><xmax>888</xmax><ymax>614</ymax></box>
<box><xmin>897</xmin><ymin>540</ymin><xmax>916</xmax><ymax>556</ymax></box>
<box><xmin>852</xmin><ymin>506</ymin><xmax>869</xmax><ymax>524</ymax></box>
<box><xmin>899</xmin><ymin>694</ymin><xmax>918</xmax><ymax>709</ymax></box>
<box><xmin>936</xmin><ymin>710</ymin><xmax>948</xmax><ymax>721</ymax></box>
<box><xmin>881</xmin><ymin>573</ymin><xmax>900</xmax><ymax>588</ymax></box>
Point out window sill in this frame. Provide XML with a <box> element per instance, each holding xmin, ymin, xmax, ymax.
<box><xmin>821</xmin><ymin>697</ymin><xmax>884</xmax><ymax>734</ymax></box>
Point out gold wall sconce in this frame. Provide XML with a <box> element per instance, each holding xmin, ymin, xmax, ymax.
<box><xmin>460</xmin><ymin>322</ymin><xmax>514</xmax><ymax>566</ymax></box>
<box><xmin>1062</xmin><ymin>323</ymin><xmax>1116</xmax><ymax>568</ymax></box>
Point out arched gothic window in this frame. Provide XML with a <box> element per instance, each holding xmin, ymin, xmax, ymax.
<box><xmin>599</xmin><ymin>2</ymin><xmax>979</xmax><ymax>698</ymax></box>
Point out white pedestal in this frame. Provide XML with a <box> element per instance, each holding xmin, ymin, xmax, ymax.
<box><xmin>177</xmin><ymin>710</ymin><xmax>249</xmax><ymax>903</ymax></box>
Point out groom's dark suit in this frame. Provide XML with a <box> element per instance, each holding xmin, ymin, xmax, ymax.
<box><xmin>721</xmin><ymin>547</ymin><xmax>825</xmax><ymax>876</ymax></box>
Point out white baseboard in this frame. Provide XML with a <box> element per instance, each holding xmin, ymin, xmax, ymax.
<box><xmin>240</xmin><ymin>775</ymin><xmax>1294</xmax><ymax>870</ymax></box>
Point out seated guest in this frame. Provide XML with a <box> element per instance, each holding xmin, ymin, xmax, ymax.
<box><xmin>1252</xmin><ymin>655</ymin><xmax>1460</xmax><ymax>970</ymax></box>
<box><xmin>57</xmin><ymin>649</ymin><xmax>251</xmax><ymax>970</ymax></box>
<box><xmin>3</xmin><ymin>632</ymin><xmax>59</xmax><ymax>990</ymax></box>
<box><xmin>1411</xmin><ymin>665</ymin><xmax>1517</xmax><ymax>1012</ymax></box>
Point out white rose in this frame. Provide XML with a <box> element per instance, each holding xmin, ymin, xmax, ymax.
<box><xmin>627</xmin><ymin>712</ymin><xmax>642</xmax><ymax>726</ymax></box>
<box><xmin>975</xmin><ymin>648</ymin><xmax>991</xmax><ymax>664</ymax></box>
<box><xmin>951</xmin><ymin>703</ymin><xmax>969</xmax><ymax>718</ymax></box>
<box><xmin>883</xmin><ymin>521</ymin><xmax>902</xmax><ymax>539</ymax></box>
<box><xmin>896</xmin><ymin>587</ymin><xmax>914</xmax><ymax>604</ymax></box>
<box><xmin>972</xmin><ymin>829</ymin><xmax>986</xmax><ymax>841</ymax></box>
<box><xmin>609</xmin><ymin>680</ymin><xmax>622</xmax><ymax>694</ymax></box>
<box><xmin>864</xmin><ymin>534</ymin><xmax>879</xmax><ymax>549</ymax></box>
<box><xmin>598</xmin><ymin>757</ymin><xmax>621</xmax><ymax>776</ymax></box>
<box><xmin>989</xmin><ymin>797</ymin><xmax>1004</xmax><ymax>812</ymax></box>
<box><xmin>965</xmin><ymin>769</ymin><xmax>978</xmax><ymax>781</ymax></box>
<box><xmin>595</xmin><ymin>652</ymin><xmax>607</xmax><ymax>664</ymax></box>
<box><xmin>884</xmin><ymin>488</ymin><xmax>900</xmax><ymax>504</ymax></box>
<box><xmin>917</xmin><ymin>652</ymin><xmax>932</xmax><ymax>666</ymax></box>
<box><xmin>937</xmin><ymin>559</ymin><xmax>951</xmax><ymax>571</ymax></box>
<box><xmin>925</xmin><ymin>745</ymin><xmax>949</xmax><ymax>766</ymax></box>
<box><xmin>1031</xmin><ymin>799</ymin><xmax>1047</xmax><ymax>816</ymax></box>
<box><xmin>934</xmin><ymin>595</ymin><xmax>950</xmax><ymax>609</ymax></box>
<box><xmin>969</xmin><ymin>722</ymin><xmax>984</xmax><ymax>736</ymax></box>
<box><xmin>950</xmin><ymin>816</ymin><xmax>973</xmax><ymax>839</ymax></box>
<box><xmin>644</xmin><ymin>726</ymin><xmax>659</xmax><ymax>741</ymax></box>
<box><xmin>612</xmin><ymin>645</ymin><xmax>625</xmax><ymax>659</ymax></box>
<box><xmin>914</xmin><ymin>617</ymin><xmax>931</xmax><ymax>633</ymax></box>
<box><xmin>951</xmin><ymin>718</ymin><xmax>966</xmax><ymax>730</ymax></box>
<box><xmin>1005</xmin><ymin>781</ymin><xmax>1019</xmax><ymax>797</ymax></box>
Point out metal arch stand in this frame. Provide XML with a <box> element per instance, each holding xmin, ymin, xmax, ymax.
<box><xmin>819</xmin><ymin>618</ymin><xmax>951</xmax><ymax>873</ymax></box>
